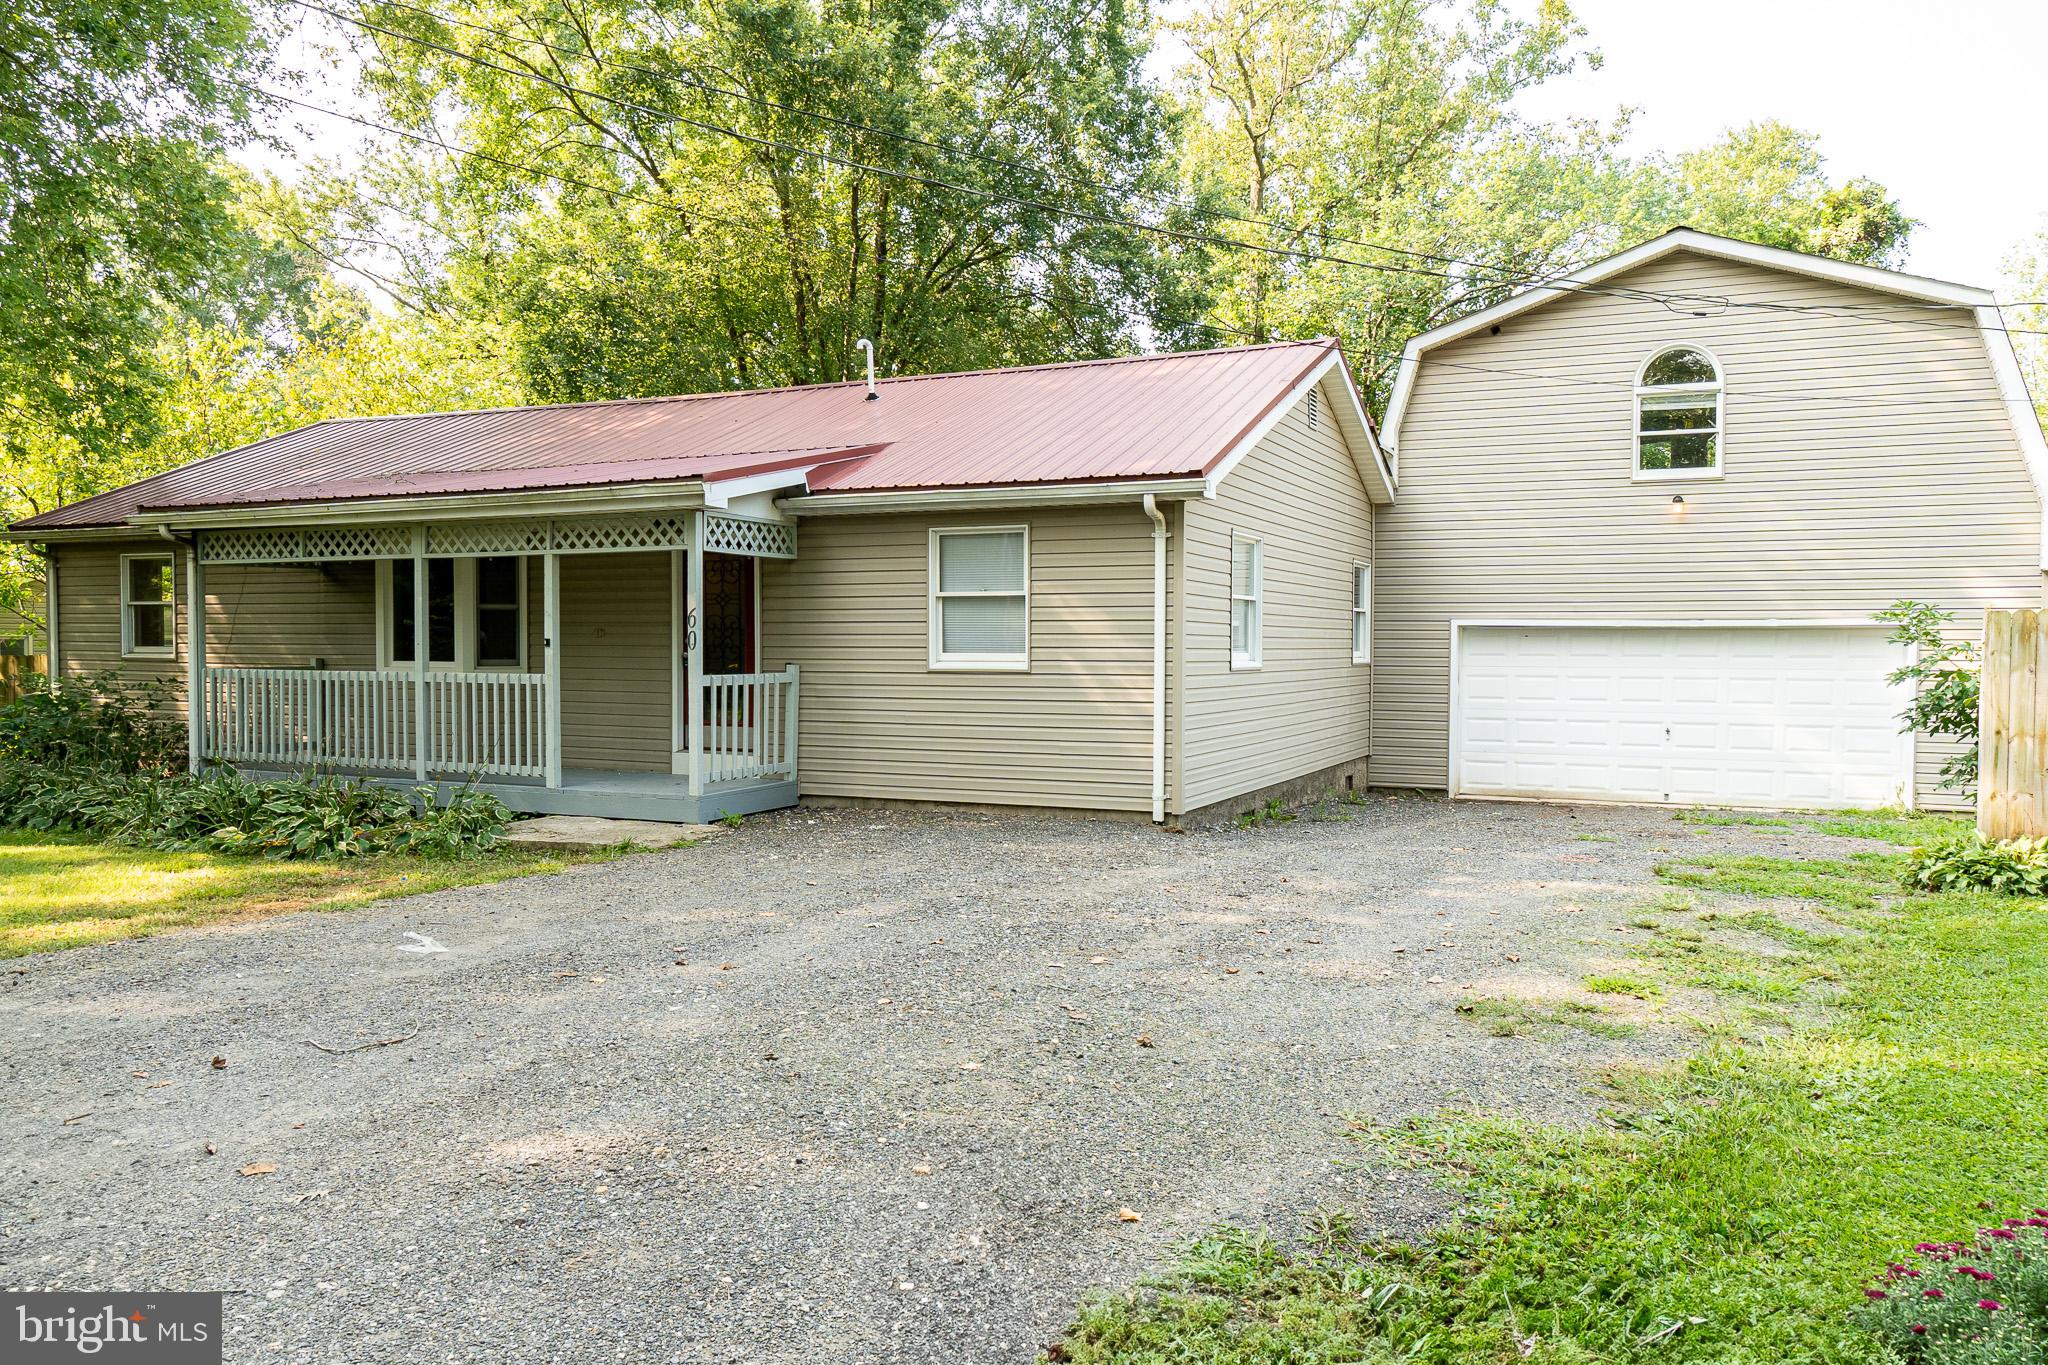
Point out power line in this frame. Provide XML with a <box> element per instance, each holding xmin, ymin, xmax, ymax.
<box><xmin>303</xmin><ymin>0</ymin><xmax>2048</xmax><ymax>342</ymax></box>
<box><xmin>240</xmin><ymin>81</ymin><xmax>2045</xmax><ymax>421</ymax></box>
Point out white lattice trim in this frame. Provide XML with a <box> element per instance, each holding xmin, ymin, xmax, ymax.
<box><xmin>704</xmin><ymin>513</ymin><xmax>797</xmax><ymax>559</ymax></box>
<box><xmin>425</xmin><ymin>520</ymin><xmax>552</xmax><ymax>556</ymax></box>
<box><xmin>202</xmin><ymin>512</ymin><xmax>795</xmax><ymax>562</ymax></box>
<box><xmin>550</xmin><ymin>514</ymin><xmax>691</xmax><ymax>553</ymax></box>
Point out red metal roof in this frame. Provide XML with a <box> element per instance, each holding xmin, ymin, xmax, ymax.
<box><xmin>13</xmin><ymin>338</ymin><xmax>1340</xmax><ymax>530</ymax></box>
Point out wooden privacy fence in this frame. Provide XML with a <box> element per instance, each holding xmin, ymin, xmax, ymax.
<box><xmin>1978</xmin><ymin>608</ymin><xmax>2048</xmax><ymax>840</ymax></box>
<box><xmin>0</xmin><ymin>654</ymin><xmax>44</xmax><ymax>706</ymax></box>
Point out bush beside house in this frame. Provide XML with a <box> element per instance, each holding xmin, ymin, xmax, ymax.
<box><xmin>0</xmin><ymin>671</ymin><xmax>510</xmax><ymax>859</ymax></box>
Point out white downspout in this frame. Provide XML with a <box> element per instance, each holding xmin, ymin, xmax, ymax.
<box><xmin>1144</xmin><ymin>494</ymin><xmax>1167</xmax><ymax>824</ymax></box>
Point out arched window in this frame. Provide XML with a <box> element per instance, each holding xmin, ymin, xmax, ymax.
<box><xmin>1634</xmin><ymin>345</ymin><xmax>1721</xmax><ymax>476</ymax></box>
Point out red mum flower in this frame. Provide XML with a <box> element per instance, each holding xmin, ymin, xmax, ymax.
<box><xmin>1979</xmin><ymin>1299</ymin><xmax>2003</xmax><ymax>1312</ymax></box>
<box><xmin>1924</xmin><ymin>1289</ymin><xmax>1946</xmax><ymax>1300</ymax></box>
<box><xmin>1866</xmin><ymin>1288</ymin><xmax>1888</xmax><ymax>1300</ymax></box>
<box><xmin>1911</xmin><ymin>1325</ymin><xmax>1928</xmax><ymax>1335</ymax></box>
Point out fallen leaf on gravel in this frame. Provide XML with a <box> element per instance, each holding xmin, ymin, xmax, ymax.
<box><xmin>878</xmin><ymin>997</ymin><xmax>893</xmax><ymax>1005</ymax></box>
<box><xmin>204</xmin><ymin>1142</ymin><xmax>216</xmax><ymax>1155</ymax></box>
<box><xmin>719</xmin><ymin>963</ymin><xmax>737</xmax><ymax>971</ymax></box>
<box><xmin>552</xmin><ymin>971</ymin><xmax>579</xmax><ymax>978</ymax></box>
<box><xmin>1427</xmin><ymin>976</ymin><xmax>1444</xmax><ymax>984</ymax></box>
<box><xmin>595</xmin><ymin>1184</ymin><xmax>609</xmax><ymax>1194</ymax></box>
<box><xmin>590</xmin><ymin>975</ymin><xmax>607</xmax><ymax>983</ymax></box>
<box><xmin>959</xmin><ymin>1061</ymin><xmax>982</xmax><ymax>1071</ymax></box>
<box><xmin>913</xmin><ymin>1164</ymin><xmax>932</xmax><ymax>1176</ymax></box>
<box><xmin>1224</xmin><ymin>967</ymin><xmax>1241</xmax><ymax>975</ymax></box>
<box><xmin>238</xmin><ymin>1162</ymin><xmax>277</xmax><ymax>1177</ymax></box>
<box><xmin>149</xmin><ymin>1081</ymin><xmax>170</xmax><ymax>1089</ymax></box>
<box><xmin>1088</xmin><ymin>955</ymin><xmax>1109</xmax><ymax>964</ymax></box>
<box><xmin>210</xmin><ymin>1056</ymin><xmax>227</xmax><ymax>1070</ymax></box>
<box><xmin>1135</xmin><ymin>1034</ymin><xmax>1156</xmax><ymax>1048</ymax></box>
<box><xmin>131</xmin><ymin>1070</ymin><xmax>148</xmax><ymax>1078</ymax></box>
<box><xmin>1392</xmin><ymin>946</ymin><xmax>1407</xmax><ymax>954</ymax></box>
<box><xmin>1116</xmin><ymin>1208</ymin><xmax>1142</xmax><ymax>1223</ymax></box>
<box><xmin>1506</xmin><ymin>953</ymin><xmax>1522</xmax><ymax>963</ymax></box>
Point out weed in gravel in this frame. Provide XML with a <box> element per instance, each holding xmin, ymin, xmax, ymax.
<box><xmin>1582</xmin><ymin>972</ymin><xmax>1661</xmax><ymax>1000</ymax></box>
<box><xmin>1675</xmin><ymin>808</ymin><xmax>1795</xmax><ymax>828</ymax></box>
<box><xmin>1656</xmin><ymin>854</ymin><xmax>1896</xmax><ymax>910</ymax></box>
<box><xmin>1454</xmin><ymin>995</ymin><xmax>1639</xmax><ymax>1040</ymax></box>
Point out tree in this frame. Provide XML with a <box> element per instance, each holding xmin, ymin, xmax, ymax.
<box><xmin>2003</xmin><ymin>222</ymin><xmax>2048</xmax><ymax>437</ymax></box>
<box><xmin>0</xmin><ymin>0</ymin><xmax>285</xmax><ymax>469</ymax></box>
<box><xmin>1168</xmin><ymin>0</ymin><xmax>1916</xmax><ymax>406</ymax></box>
<box><xmin>1876</xmin><ymin>601</ymin><xmax>1979</xmax><ymax>793</ymax></box>
<box><xmin>1655</xmin><ymin>122</ymin><xmax>1914</xmax><ymax>268</ymax></box>
<box><xmin>338</xmin><ymin>0</ymin><xmax>1210</xmax><ymax>398</ymax></box>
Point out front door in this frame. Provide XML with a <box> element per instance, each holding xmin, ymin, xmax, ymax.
<box><xmin>703</xmin><ymin>553</ymin><xmax>755</xmax><ymax>676</ymax></box>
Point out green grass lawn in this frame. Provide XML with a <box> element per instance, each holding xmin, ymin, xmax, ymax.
<box><xmin>1055</xmin><ymin>810</ymin><xmax>2048</xmax><ymax>1364</ymax></box>
<box><xmin>0</xmin><ymin>830</ymin><xmax>625</xmax><ymax>958</ymax></box>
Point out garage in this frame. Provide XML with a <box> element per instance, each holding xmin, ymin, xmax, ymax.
<box><xmin>1451</xmin><ymin>623</ymin><xmax>1913</xmax><ymax>810</ymax></box>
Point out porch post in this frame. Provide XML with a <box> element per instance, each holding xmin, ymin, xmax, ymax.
<box><xmin>685</xmin><ymin>510</ymin><xmax>704</xmax><ymax>798</ymax></box>
<box><xmin>186</xmin><ymin>544</ymin><xmax>205</xmax><ymax>775</ymax></box>
<box><xmin>412</xmin><ymin>528</ymin><xmax>429</xmax><ymax>782</ymax></box>
<box><xmin>543</xmin><ymin>550</ymin><xmax>562</xmax><ymax>789</ymax></box>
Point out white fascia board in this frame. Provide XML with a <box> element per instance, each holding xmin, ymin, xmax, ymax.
<box><xmin>1384</xmin><ymin>229</ymin><xmax>1998</xmax><ymax>446</ymax></box>
<box><xmin>1974</xmin><ymin>304</ymin><xmax>2048</xmax><ymax>570</ymax></box>
<box><xmin>128</xmin><ymin>481</ymin><xmax>710</xmax><ymax>530</ymax></box>
<box><xmin>780</xmin><ymin>478</ymin><xmax>1208</xmax><ymax>516</ymax></box>
<box><xmin>700</xmin><ymin>465</ymin><xmax>819</xmax><ymax>510</ymax></box>
<box><xmin>1203</xmin><ymin>349</ymin><xmax>1394</xmax><ymax>504</ymax></box>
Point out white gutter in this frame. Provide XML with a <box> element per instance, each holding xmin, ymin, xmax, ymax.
<box><xmin>1144</xmin><ymin>493</ymin><xmax>1168</xmax><ymax>824</ymax></box>
<box><xmin>129</xmin><ymin>480</ymin><xmax>710</xmax><ymax>530</ymax></box>
<box><xmin>782</xmin><ymin>478</ymin><xmax>1207</xmax><ymax>517</ymax></box>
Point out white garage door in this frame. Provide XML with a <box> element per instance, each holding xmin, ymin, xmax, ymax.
<box><xmin>1453</xmin><ymin>624</ymin><xmax>1911</xmax><ymax>809</ymax></box>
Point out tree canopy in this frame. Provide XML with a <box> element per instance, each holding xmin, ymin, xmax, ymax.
<box><xmin>0</xmin><ymin>0</ymin><xmax>1950</xmax><ymax>622</ymax></box>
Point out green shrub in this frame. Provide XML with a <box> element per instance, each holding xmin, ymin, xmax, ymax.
<box><xmin>1905</xmin><ymin>834</ymin><xmax>2048</xmax><ymax>897</ymax></box>
<box><xmin>1858</xmin><ymin>1211</ymin><xmax>2048</xmax><ymax>1363</ymax></box>
<box><xmin>0</xmin><ymin>669</ymin><xmax>184</xmax><ymax>771</ymax></box>
<box><xmin>0</xmin><ymin>761</ymin><xmax>512</xmax><ymax>860</ymax></box>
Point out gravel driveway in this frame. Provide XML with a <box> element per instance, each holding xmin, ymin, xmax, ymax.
<box><xmin>1</xmin><ymin>794</ymin><xmax>1802</xmax><ymax>1362</ymax></box>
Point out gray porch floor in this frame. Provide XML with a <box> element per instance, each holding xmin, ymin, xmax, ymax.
<box><xmin>233</xmin><ymin>765</ymin><xmax>797</xmax><ymax>823</ymax></box>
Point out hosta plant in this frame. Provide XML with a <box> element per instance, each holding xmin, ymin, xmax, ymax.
<box><xmin>1859</xmin><ymin>1209</ymin><xmax>2048</xmax><ymax>1363</ymax></box>
<box><xmin>1905</xmin><ymin>835</ymin><xmax>2048</xmax><ymax>897</ymax></box>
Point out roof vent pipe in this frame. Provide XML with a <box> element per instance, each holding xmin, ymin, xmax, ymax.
<box><xmin>856</xmin><ymin>338</ymin><xmax>878</xmax><ymax>401</ymax></box>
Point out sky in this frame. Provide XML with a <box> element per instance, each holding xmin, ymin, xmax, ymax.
<box><xmin>256</xmin><ymin>1</ymin><xmax>2048</xmax><ymax>296</ymax></box>
<box><xmin>1511</xmin><ymin>0</ymin><xmax>2048</xmax><ymax>291</ymax></box>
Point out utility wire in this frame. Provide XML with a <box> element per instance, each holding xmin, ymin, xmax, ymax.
<box><xmin>302</xmin><ymin>0</ymin><xmax>2048</xmax><ymax>338</ymax></box>
<box><xmin>240</xmin><ymin>81</ymin><xmax>2045</xmax><ymax>419</ymax></box>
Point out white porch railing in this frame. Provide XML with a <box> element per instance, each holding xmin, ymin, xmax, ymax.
<box><xmin>202</xmin><ymin>668</ymin><xmax>549</xmax><ymax>779</ymax></box>
<box><xmin>700</xmin><ymin>666</ymin><xmax>800</xmax><ymax>784</ymax></box>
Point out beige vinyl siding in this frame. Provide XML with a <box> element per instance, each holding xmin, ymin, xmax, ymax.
<box><xmin>1177</xmin><ymin>382</ymin><xmax>1375</xmax><ymax>813</ymax></box>
<box><xmin>1376</xmin><ymin>249</ymin><xmax>2044</xmax><ymax>811</ymax></box>
<box><xmin>557</xmin><ymin>551</ymin><xmax>670</xmax><ymax>771</ymax></box>
<box><xmin>760</xmin><ymin>506</ymin><xmax>1157</xmax><ymax>811</ymax></box>
<box><xmin>54</xmin><ymin>542</ymin><xmax>381</xmax><ymax>709</ymax></box>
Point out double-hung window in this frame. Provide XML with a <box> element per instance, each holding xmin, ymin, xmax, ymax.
<box><xmin>1230</xmin><ymin>534</ymin><xmax>1262</xmax><ymax>669</ymax></box>
<box><xmin>1351</xmin><ymin>563</ymin><xmax>1371</xmax><ymax>664</ymax></box>
<box><xmin>1634</xmin><ymin>345</ymin><xmax>1722</xmax><ymax>478</ymax></box>
<box><xmin>378</xmin><ymin>557</ymin><xmax>526</xmax><ymax>670</ymax></box>
<box><xmin>120</xmin><ymin>553</ymin><xmax>175</xmax><ymax>658</ymax></box>
<box><xmin>930</xmin><ymin>527</ymin><xmax>1029</xmax><ymax>670</ymax></box>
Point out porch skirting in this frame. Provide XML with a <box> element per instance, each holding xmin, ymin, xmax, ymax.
<box><xmin>229</xmin><ymin>765</ymin><xmax>798</xmax><ymax>825</ymax></box>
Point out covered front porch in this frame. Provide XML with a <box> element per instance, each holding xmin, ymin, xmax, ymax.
<box><xmin>176</xmin><ymin>506</ymin><xmax>801</xmax><ymax>823</ymax></box>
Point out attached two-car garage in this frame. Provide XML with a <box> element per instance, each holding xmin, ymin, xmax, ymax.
<box><xmin>1451</xmin><ymin>623</ymin><xmax>1913</xmax><ymax>810</ymax></box>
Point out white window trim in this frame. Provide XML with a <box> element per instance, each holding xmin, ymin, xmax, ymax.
<box><xmin>1352</xmin><ymin>561</ymin><xmax>1372</xmax><ymax>665</ymax></box>
<box><xmin>119</xmin><ymin>552</ymin><xmax>177</xmax><ymax>660</ymax></box>
<box><xmin>1632</xmin><ymin>344</ymin><xmax>1725</xmax><ymax>483</ymax></box>
<box><xmin>1230</xmin><ymin>533</ymin><xmax>1263</xmax><ymax>671</ymax></box>
<box><xmin>375</xmin><ymin>557</ymin><xmax>529</xmax><ymax>672</ymax></box>
<box><xmin>928</xmin><ymin>525</ymin><xmax>1031</xmax><ymax>672</ymax></box>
